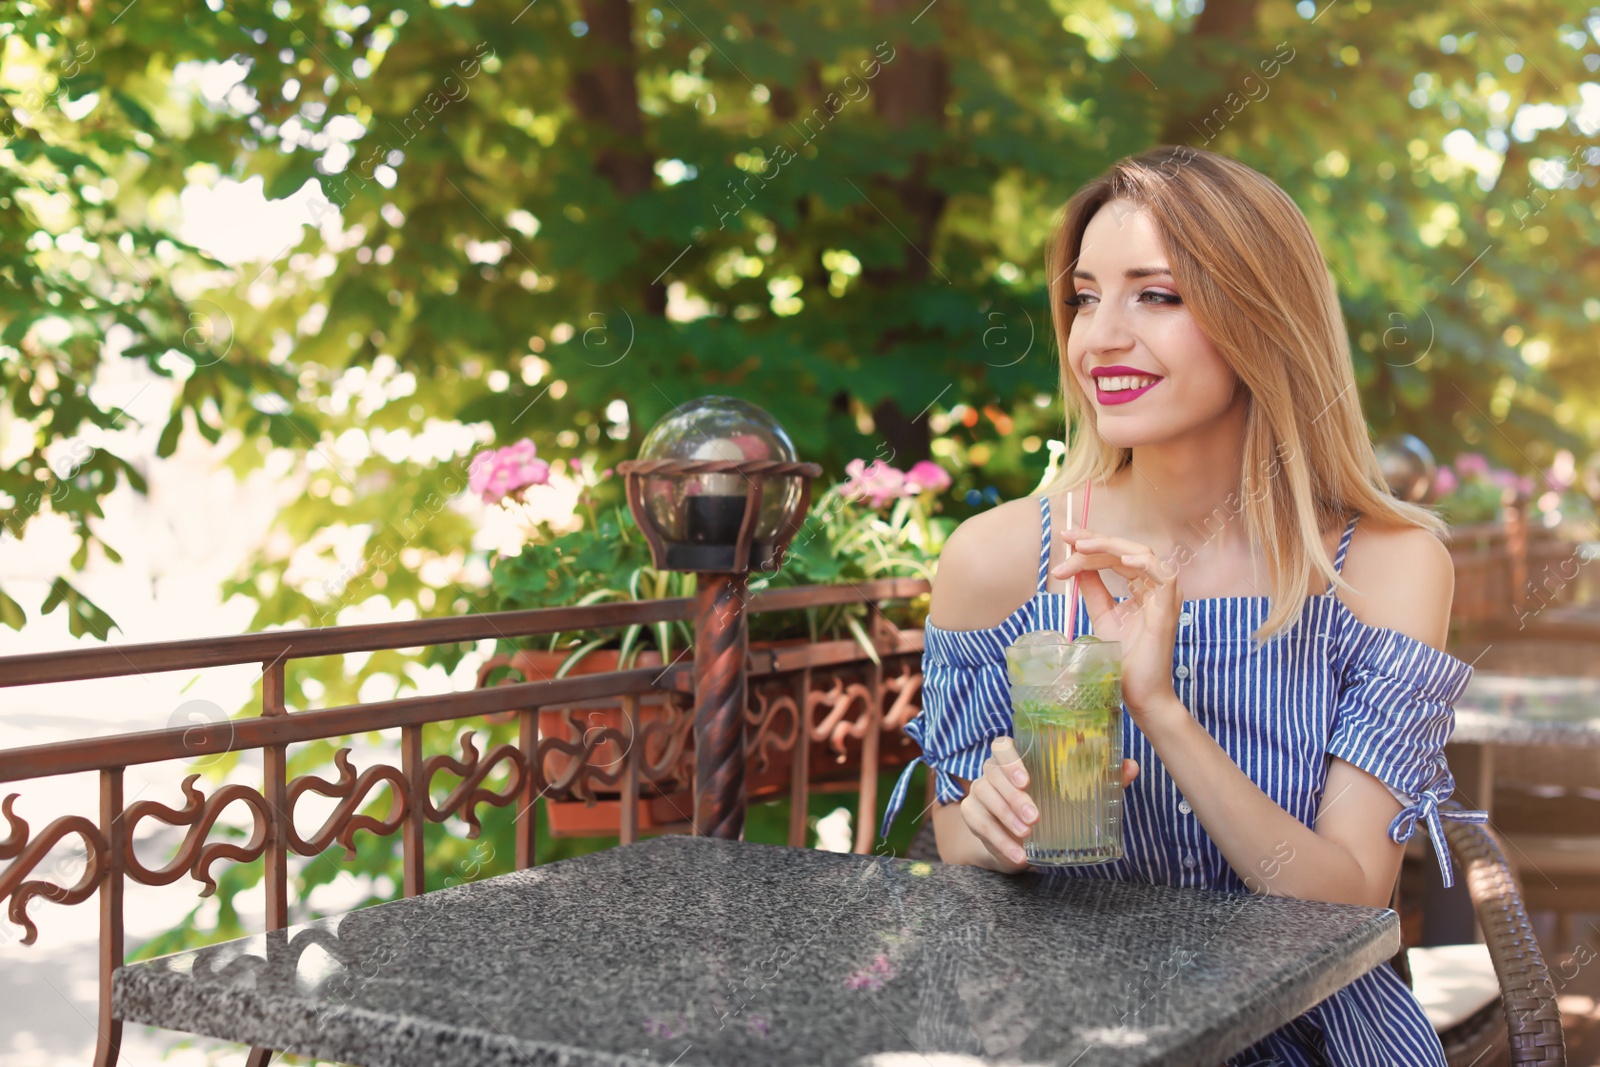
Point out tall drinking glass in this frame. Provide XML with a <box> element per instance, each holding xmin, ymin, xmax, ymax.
<box><xmin>1004</xmin><ymin>631</ymin><xmax>1124</xmax><ymax>866</ymax></box>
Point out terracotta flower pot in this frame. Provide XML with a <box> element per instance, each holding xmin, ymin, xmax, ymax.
<box><xmin>476</xmin><ymin>647</ymin><xmax>691</xmax><ymax>837</ymax></box>
<box><xmin>475</xmin><ymin>638</ymin><xmax>924</xmax><ymax>840</ymax></box>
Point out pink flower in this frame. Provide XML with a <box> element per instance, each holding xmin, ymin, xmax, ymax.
<box><xmin>466</xmin><ymin>439</ymin><xmax>553</xmax><ymax>504</ymax></box>
<box><xmin>1455</xmin><ymin>452</ymin><xmax>1490</xmax><ymax>478</ymax></box>
<box><xmin>906</xmin><ymin>460</ymin><xmax>951</xmax><ymax>494</ymax></box>
<box><xmin>503</xmin><ymin>439</ymin><xmax>537</xmax><ymax>466</ymax></box>
<box><xmin>1518</xmin><ymin>475</ymin><xmax>1535</xmax><ymax>496</ymax></box>
<box><xmin>468</xmin><ymin>450</ymin><xmax>498</xmax><ymax>496</ymax></box>
<box><xmin>841</xmin><ymin>459</ymin><xmax>912</xmax><ymax>509</ymax></box>
<box><xmin>485</xmin><ymin>464</ymin><xmax>516</xmax><ymax>501</ymax></box>
<box><xmin>1432</xmin><ymin>467</ymin><xmax>1458</xmax><ymax>496</ymax></box>
<box><xmin>517</xmin><ymin>458</ymin><xmax>552</xmax><ymax>487</ymax></box>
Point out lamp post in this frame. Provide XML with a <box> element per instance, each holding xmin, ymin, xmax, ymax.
<box><xmin>617</xmin><ymin>397</ymin><xmax>820</xmax><ymax>840</ymax></box>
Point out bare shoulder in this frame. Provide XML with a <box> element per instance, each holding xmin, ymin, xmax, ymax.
<box><xmin>1338</xmin><ymin>519</ymin><xmax>1455</xmax><ymax>651</ymax></box>
<box><xmin>927</xmin><ymin>496</ymin><xmax>1044</xmax><ymax>631</ymax></box>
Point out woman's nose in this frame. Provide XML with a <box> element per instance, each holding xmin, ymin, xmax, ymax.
<box><xmin>1079</xmin><ymin>297</ymin><xmax>1135</xmax><ymax>355</ymax></box>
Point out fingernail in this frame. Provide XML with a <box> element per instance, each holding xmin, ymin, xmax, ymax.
<box><xmin>1011</xmin><ymin>771</ymin><xmax>1027</xmax><ymax>787</ymax></box>
<box><xmin>1010</xmin><ymin>846</ymin><xmax>1026</xmax><ymax>863</ymax></box>
<box><xmin>1021</xmin><ymin>804</ymin><xmax>1037</xmax><ymax>822</ymax></box>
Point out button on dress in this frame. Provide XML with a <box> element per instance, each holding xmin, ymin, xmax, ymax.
<box><xmin>881</xmin><ymin>494</ymin><xmax>1485</xmax><ymax>1066</ymax></box>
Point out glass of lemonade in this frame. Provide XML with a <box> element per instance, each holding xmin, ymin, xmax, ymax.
<box><xmin>1003</xmin><ymin>631</ymin><xmax>1124</xmax><ymax>866</ymax></box>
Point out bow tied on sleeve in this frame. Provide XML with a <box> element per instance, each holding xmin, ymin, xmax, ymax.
<box><xmin>1384</xmin><ymin>770</ymin><xmax>1488</xmax><ymax>890</ymax></box>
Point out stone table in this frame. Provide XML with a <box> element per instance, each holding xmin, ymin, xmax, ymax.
<box><xmin>114</xmin><ymin>835</ymin><xmax>1398</xmax><ymax>1067</ymax></box>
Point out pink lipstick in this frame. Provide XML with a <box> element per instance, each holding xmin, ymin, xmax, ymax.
<box><xmin>1091</xmin><ymin>365</ymin><xmax>1163</xmax><ymax>406</ymax></box>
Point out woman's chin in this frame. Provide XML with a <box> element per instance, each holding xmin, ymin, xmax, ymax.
<box><xmin>1094</xmin><ymin>418</ymin><xmax>1153</xmax><ymax>447</ymax></box>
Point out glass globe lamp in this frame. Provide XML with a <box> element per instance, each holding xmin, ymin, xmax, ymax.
<box><xmin>619</xmin><ymin>396</ymin><xmax>819</xmax><ymax>573</ymax></box>
<box><xmin>1376</xmin><ymin>433</ymin><xmax>1437</xmax><ymax>503</ymax></box>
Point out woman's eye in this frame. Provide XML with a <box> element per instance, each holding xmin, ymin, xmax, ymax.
<box><xmin>1065</xmin><ymin>290</ymin><xmax>1181</xmax><ymax>309</ymax></box>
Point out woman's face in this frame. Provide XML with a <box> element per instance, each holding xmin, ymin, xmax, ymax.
<box><xmin>1065</xmin><ymin>199</ymin><xmax>1243</xmax><ymax>448</ymax></box>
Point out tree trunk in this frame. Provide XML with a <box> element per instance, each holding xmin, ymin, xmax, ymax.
<box><xmin>846</xmin><ymin>0</ymin><xmax>951</xmax><ymax>466</ymax></box>
<box><xmin>568</xmin><ymin>0</ymin><xmax>665</xmax><ymax>315</ymax></box>
<box><xmin>1157</xmin><ymin>0</ymin><xmax>1265</xmax><ymax>147</ymax></box>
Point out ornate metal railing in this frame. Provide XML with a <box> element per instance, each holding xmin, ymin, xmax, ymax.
<box><xmin>0</xmin><ymin>577</ymin><xmax>931</xmax><ymax>1067</ymax></box>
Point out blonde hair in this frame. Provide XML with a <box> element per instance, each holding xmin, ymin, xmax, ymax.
<box><xmin>1036</xmin><ymin>145</ymin><xmax>1447</xmax><ymax>648</ymax></box>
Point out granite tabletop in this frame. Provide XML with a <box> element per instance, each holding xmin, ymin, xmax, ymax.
<box><xmin>113</xmin><ymin>835</ymin><xmax>1398</xmax><ymax>1067</ymax></box>
<box><xmin>1451</xmin><ymin>671</ymin><xmax>1600</xmax><ymax>747</ymax></box>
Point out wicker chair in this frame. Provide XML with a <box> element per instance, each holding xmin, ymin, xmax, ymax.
<box><xmin>903</xmin><ymin>811</ymin><xmax>1566</xmax><ymax>1065</ymax></box>
<box><xmin>1433</xmin><ymin>810</ymin><xmax>1567</xmax><ymax>1066</ymax></box>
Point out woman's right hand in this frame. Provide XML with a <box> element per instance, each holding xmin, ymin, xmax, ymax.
<box><xmin>959</xmin><ymin>737</ymin><xmax>1141</xmax><ymax>873</ymax></box>
<box><xmin>959</xmin><ymin>737</ymin><xmax>1041</xmax><ymax>872</ymax></box>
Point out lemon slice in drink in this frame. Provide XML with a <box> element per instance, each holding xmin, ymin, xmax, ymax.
<box><xmin>1051</xmin><ymin>720</ymin><xmax>1111</xmax><ymax>801</ymax></box>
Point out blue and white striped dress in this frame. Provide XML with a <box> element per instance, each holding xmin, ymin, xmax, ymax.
<box><xmin>881</xmin><ymin>494</ymin><xmax>1484</xmax><ymax>1067</ymax></box>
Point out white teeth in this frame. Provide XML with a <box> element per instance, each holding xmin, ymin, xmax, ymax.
<box><xmin>1098</xmin><ymin>375</ymin><xmax>1160</xmax><ymax>392</ymax></box>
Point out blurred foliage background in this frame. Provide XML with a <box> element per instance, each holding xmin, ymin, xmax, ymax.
<box><xmin>9</xmin><ymin>0</ymin><xmax>1600</xmax><ymax>659</ymax></box>
<box><xmin>4</xmin><ymin>0</ymin><xmax>1599</xmax><ymax>663</ymax></box>
<box><xmin>4</xmin><ymin>0</ymin><xmax>1600</xmax><ymax>987</ymax></box>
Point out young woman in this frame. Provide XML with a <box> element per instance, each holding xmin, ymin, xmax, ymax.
<box><xmin>878</xmin><ymin>145</ymin><xmax>1485</xmax><ymax>1065</ymax></box>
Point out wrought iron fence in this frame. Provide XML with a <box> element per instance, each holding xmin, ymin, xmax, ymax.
<box><xmin>0</xmin><ymin>576</ymin><xmax>931</xmax><ymax>1067</ymax></box>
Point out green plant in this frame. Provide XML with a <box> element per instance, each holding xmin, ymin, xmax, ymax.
<box><xmin>487</xmin><ymin>501</ymin><xmax>697</xmax><ymax>675</ymax></box>
<box><xmin>743</xmin><ymin>476</ymin><xmax>951</xmax><ymax>663</ymax></box>
<box><xmin>1431</xmin><ymin>452</ymin><xmax>1531</xmax><ymax>526</ymax></box>
<box><xmin>485</xmin><ymin>462</ymin><xmax>955</xmax><ymax>670</ymax></box>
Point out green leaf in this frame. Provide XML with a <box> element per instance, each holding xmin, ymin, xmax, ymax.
<box><xmin>156</xmin><ymin>411</ymin><xmax>183</xmax><ymax>458</ymax></box>
<box><xmin>557</xmin><ymin>636</ymin><xmax>612</xmax><ymax>677</ymax></box>
<box><xmin>844</xmin><ymin>614</ymin><xmax>881</xmax><ymax>667</ymax></box>
<box><xmin>0</xmin><ymin>586</ymin><xmax>26</xmax><ymax>631</ymax></box>
<box><xmin>112</xmin><ymin>89</ymin><xmax>159</xmax><ymax>133</ymax></box>
<box><xmin>39</xmin><ymin>577</ymin><xmax>120</xmax><ymax>641</ymax></box>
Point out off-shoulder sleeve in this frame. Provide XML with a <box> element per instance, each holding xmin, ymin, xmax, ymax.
<box><xmin>1325</xmin><ymin>618</ymin><xmax>1486</xmax><ymax>888</ymax></box>
<box><xmin>879</xmin><ymin>621</ymin><xmax>1015</xmax><ymax>841</ymax></box>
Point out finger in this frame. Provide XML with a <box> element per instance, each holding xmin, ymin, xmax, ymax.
<box><xmin>1060</xmin><ymin>531</ymin><xmax>1155</xmax><ymax>560</ymax></box>
<box><xmin>973</xmin><ymin>774</ymin><xmax>1033</xmax><ymax>839</ymax></box>
<box><xmin>1052</xmin><ymin>551</ymin><xmax>1147</xmax><ymax>589</ymax></box>
<box><xmin>983</xmin><ymin>749</ymin><xmax>1039</xmax><ymax>828</ymax></box>
<box><xmin>1082</xmin><ymin>548</ymin><xmax>1176</xmax><ymax>607</ymax></box>
<box><xmin>1054</xmin><ymin>556</ymin><xmax>1136</xmax><ymax>632</ymax></box>
<box><xmin>1121</xmin><ymin>758</ymin><xmax>1139</xmax><ymax>787</ymax></box>
<box><xmin>990</xmin><ymin>736</ymin><xmax>1029</xmax><ymax>789</ymax></box>
<box><xmin>1119</xmin><ymin>552</ymin><xmax>1180</xmax><ymax>611</ymax></box>
<box><xmin>960</xmin><ymin>793</ymin><xmax>1027</xmax><ymax>866</ymax></box>
<box><xmin>1052</xmin><ymin>547</ymin><xmax>1143</xmax><ymax>576</ymax></box>
<box><xmin>1075</xmin><ymin>566</ymin><xmax>1117</xmax><ymax>618</ymax></box>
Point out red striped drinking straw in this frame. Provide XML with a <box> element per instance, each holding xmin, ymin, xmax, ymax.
<box><xmin>1063</xmin><ymin>482</ymin><xmax>1091</xmax><ymax>642</ymax></box>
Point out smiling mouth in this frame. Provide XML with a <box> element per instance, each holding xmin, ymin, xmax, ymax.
<box><xmin>1094</xmin><ymin>375</ymin><xmax>1163</xmax><ymax>404</ymax></box>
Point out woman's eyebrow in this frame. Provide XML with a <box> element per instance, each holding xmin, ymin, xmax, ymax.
<box><xmin>1071</xmin><ymin>266</ymin><xmax>1174</xmax><ymax>281</ymax></box>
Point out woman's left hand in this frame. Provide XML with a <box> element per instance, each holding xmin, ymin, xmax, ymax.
<box><xmin>1052</xmin><ymin>527</ymin><xmax>1183</xmax><ymax>723</ymax></box>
